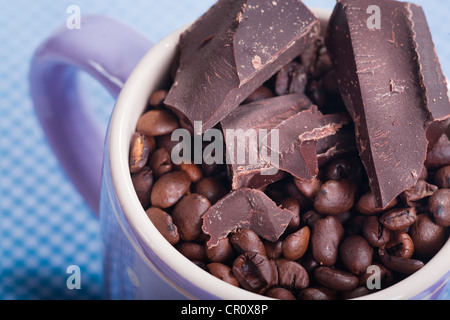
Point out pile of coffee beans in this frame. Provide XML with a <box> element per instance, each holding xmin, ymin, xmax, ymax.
<box><xmin>129</xmin><ymin>37</ymin><xmax>450</xmax><ymax>300</ymax></box>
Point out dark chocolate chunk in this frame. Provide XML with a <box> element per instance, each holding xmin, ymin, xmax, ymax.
<box><xmin>326</xmin><ymin>0</ymin><xmax>450</xmax><ymax>208</ymax></box>
<box><xmin>165</xmin><ymin>0</ymin><xmax>321</xmax><ymax>134</ymax></box>
<box><xmin>202</xmin><ymin>188</ymin><xmax>294</xmax><ymax>248</ymax></box>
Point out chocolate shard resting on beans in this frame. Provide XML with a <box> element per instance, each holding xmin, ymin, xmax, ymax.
<box><xmin>202</xmin><ymin>188</ymin><xmax>294</xmax><ymax>248</ymax></box>
<box><xmin>164</xmin><ymin>0</ymin><xmax>321</xmax><ymax>134</ymax></box>
<box><xmin>326</xmin><ymin>0</ymin><xmax>450</xmax><ymax>208</ymax></box>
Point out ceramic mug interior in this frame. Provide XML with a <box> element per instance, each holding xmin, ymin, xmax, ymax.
<box><xmin>108</xmin><ymin>8</ymin><xmax>450</xmax><ymax>300</ymax></box>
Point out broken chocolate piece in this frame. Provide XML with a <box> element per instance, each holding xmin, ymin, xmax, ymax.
<box><xmin>202</xmin><ymin>188</ymin><xmax>294</xmax><ymax>248</ymax></box>
<box><xmin>326</xmin><ymin>0</ymin><xmax>450</xmax><ymax>208</ymax></box>
<box><xmin>165</xmin><ymin>0</ymin><xmax>321</xmax><ymax>134</ymax></box>
<box><xmin>425</xmin><ymin>133</ymin><xmax>450</xmax><ymax>169</ymax></box>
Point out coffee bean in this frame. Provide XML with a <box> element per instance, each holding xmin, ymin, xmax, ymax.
<box><xmin>151</xmin><ymin>171</ymin><xmax>191</xmax><ymax>208</ymax></box>
<box><xmin>314</xmin><ymin>266</ymin><xmax>359</xmax><ymax>291</ymax></box>
<box><xmin>385</xmin><ymin>231</ymin><xmax>414</xmax><ymax>259</ymax></box>
<box><xmin>176</xmin><ymin>241</ymin><xmax>207</xmax><ymax>262</ymax></box>
<box><xmin>232</xmin><ymin>252</ymin><xmax>278</xmax><ymax>294</ymax></box>
<box><xmin>172</xmin><ymin>194</ymin><xmax>211</xmax><ymax>241</ymax></box>
<box><xmin>280</xmin><ymin>198</ymin><xmax>301</xmax><ymax>232</ymax></box>
<box><xmin>265</xmin><ymin>287</ymin><xmax>296</xmax><ymax>300</ymax></box>
<box><xmin>207</xmin><ymin>263</ymin><xmax>239</xmax><ymax>287</ymax></box>
<box><xmin>311</xmin><ymin>216</ymin><xmax>344</xmax><ymax>266</ymax></box>
<box><xmin>358</xmin><ymin>263</ymin><xmax>394</xmax><ymax>289</ymax></box>
<box><xmin>145</xmin><ymin>207</ymin><xmax>179</xmax><ymax>245</ymax></box>
<box><xmin>362</xmin><ymin>215</ymin><xmax>390</xmax><ymax>247</ymax></box>
<box><xmin>156</xmin><ymin>133</ymin><xmax>183</xmax><ymax>155</ymax></box>
<box><xmin>275</xmin><ymin>259</ymin><xmax>309</xmax><ymax>290</ymax></box>
<box><xmin>263</xmin><ymin>240</ymin><xmax>283</xmax><ymax>260</ymax></box>
<box><xmin>325</xmin><ymin>157</ymin><xmax>361</xmax><ymax>182</ymax></box>
<box><xmin>314</xmin><ymin>179</ymin><xmax>357</xmax><ymax>215</ymax></box>
<box><xmin>356</xmin><ymin>191</ymin><xmax>398</xmax><ymax>215</ymax></box>
<box><xmin>282</xmin><ymin>226</ymin><xmax>310</xmax><ymax>261</ymax></box>
<box><xmin>194</xmin><ymin>177</ymin><xmax>228</xmax><ymax>205</ymax></box>
<box><xmin>410</xmin><ymin>214</ymin><xmax>446</xmax><ymax>258</ymax></box>
<box><xmin>131</xmin><ymin>166</ymin><xmax>154</xmax><ymax>209</ymax></box>
<box><xmin>205</xmin><ymin>237</ymin><xmax>234</xmax><ymax>264</ymax></box>
<box><xmin>149</xmin><ymin>148</ymin><xmax>173</xmax><ymax>177</ymax></box>
<box><xmin>379</xmin><ymin>207</ymin><xmax>418</xmax><ymax>231</ymax></box>
<box><xmin>428</xmin><ymin>189</ymin><xmax>450</xmax><ymax>227</ymax></box>
<box><xmin>378</xmin><ymin>246</ymin><xmax>424</xmax><ymax>274</ymax></box>
<box><xmin>293</xmin><ymin>177</ymin><xmax>322</xmax><ymax>202</ymax></box>
<box><xmin>148</xmin><ymin>89</ymin><xmax>169</xmax><ymax>108</ymax></box>
<box><xmin>129</xmin><ymin>132</ymin><xmax>151</xmax><ymax>173</ymax></box>
<box><xmin>302</xmin><ymin>210</ymin><xmax>324</xmax><ymax>228</ymax></box>
<box><xmin>297</xmin><ymin>287</ymin><xmax>336</xmax><ymax>300</ymax></box>
<box><xmin>434</xmin><ymin>166</ymin><xmax>450</xmax><ymax>188</ymax></box>
<box><xmin>137</xmin><ymin>109</ymin><xmax>179</xmax><ymax>137</ymax></box>
<box><xmin>340</xmin><ymin>235</ymin><xmax>372</xmax><ymax>275</ymax></box>
<box><xmin>230</xmin><ymin>229</ymin><xmax>266</xmax><ymax>256</ymax></box>
<box><xmin>341</xmin><ymin>287</ymin><xmax>373</xmax><ymax>300</ymax></box>
<box><xmin>400</xmin><ymin>180</ymin><xmax>438</xmax><ymax>207</ymax></box>
<box><xmin>176</xmin><ymin>162</ymin><xmax>203</xmax><ymax>183</ymax></box>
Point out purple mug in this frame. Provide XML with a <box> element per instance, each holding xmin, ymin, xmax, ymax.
<box><xmin>30</xmin><ymin>12</ymin><xmax>450</xmax><ymax>300</ymax></box>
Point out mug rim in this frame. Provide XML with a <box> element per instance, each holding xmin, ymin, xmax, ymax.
<box><xmin>108</xmin><ymin>7</ymin><xmax>450</xmax><ymax>300</ymax></box>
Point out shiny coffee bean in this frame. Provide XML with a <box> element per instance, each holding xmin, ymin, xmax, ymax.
<box><xmin>410</xmin><ymin>214</ymin><xmax>446</xmax><ymax>258</ymax></box>
<box><xmin>177</xmin><ymin>162</ymin><xmax>203</xmax><ymax>183</ymax></box>
<box><xmin>150</xmin><ymin>171</ymin><xmax>191</xmax><ymax>208</ymax></box>
<box><xmin>148</xmin><ymin>89</ymin><xmax>168</xmax><ymax>108</ymax></box>
<box><xmin>434</xmin><ymin>166</ymin><xmax>450</xmax><ymax>188</ymax></box>
<box><xmin>378</xmin><ymin>247</ymin><xmax>424</xmax><ymax>274</ymax></box>
<box><xmin>314</xmin><ymin>179</ymin><xmax>357</xmax><ymax>215</ymax></box>
<box><xmin>149</xmin><ymin>148</ymin><xmax>172</xmax><ymax>177</ymax></box>
<box><xmin>145</xmin><ymin>207</ymin><xmax>179</xmax><ymax>245</ymax></box>
<box><xmin>232</xmin><ymin>252</ymin><xmax>278</xmax><ymax>294</ymax></box>
<box><xmin>340</xmin><ymin>235</ymin><xmax>372</xmax><ymax>275</ymax></box>
<box><xmin>263</xmin><ymin>240</ymin><xmax>283</xmax><ymax>260</ymax></box>
<box><xmin>341</xmin><ymin>287</ymin><xmax>373</xmax><ymax>300</ymax></box>
<box><xmin>207</xmin><ymin>263</ymin><xmax>239</xmax><ymax>287</ymax></box>
<box><xmin>302</xmin><ymin>210</ymin><xmax>324</xmax><ymax>228</ymax></box>
<box><xmin>356</xmin><ymin>191</ymin><xmax>398</xmax><ymax>215</ymax></box>
<box><xmin>275</xmin><ymin>259</ymin><xmax>309</xmax><ymax>290</ymax></box>
<box><xmin>428</xmin><ymin>189</ymin><xmax>450</xmax><ymax>227</ymax></box>
<box><xmin>176</xmin><ymin>241</ymin><xmax>207</xmax><ymax>262</ymax></box>
<box><xmin>311</xmin><ymin>216</ymin><xmax>344</xmax><ymax>266</ymax></box>
<box><xmin>362</xmin><ymin>215</ymin><xmax>390</xmax><ymax>247</ymax></box>
<box><xmin>129</xmin><ymin>132</ymin><xmax>151</xmax><ymax>173</ymax></box>
<box><xmin>194</xmin><ymin>177</ymin><xmax>228</xmax><ymax>205</ymax></box>
<box><xmin>379</xmin><ymin>207</ymin><xmax>418</xmax><ymax>231</ymax></box>
<box><xmin>385</xmin><ymin>231</ymin><xmax>414</xmax><ymax>259</ymax></box>
<box><xmin>156</xmin><ymin>133</ymin><xmax>183</xmax><ymax>155</ymax></box>
<box><xmin>280</xmin><ymin>198</ymin><xmax>300</xmax><ymax>231</ymax></box>
<box><xmin>131</xmin><ymin>166</ymin><xmax>154</xmax><ymax>209</ymax></box>
<box><xmin>230</xmin><ymin>229</ymin><xmax>266</xmax><ymax>256</ymax></box>
<box><xmin>136</xmin><ymin>109</ymin><xmax>179</xmax><ymax>137</ymax></box>
<box><xmin>314</xmin><ymin>267</ymin><xmax>359</xmax><ymax>291</ymax></box>
<box><xmin>400</xmin><ymin>180</ymin><xmax>438</xmax><ymax>207</ymax></box>
<box><xmin>325</xmin><ymin>158</ymin><xmax>361</xmax><ymax>182</ymax></box>
<box><xmin>265</xmin><ymin>287</ymin><xmax>296</xmax><ymax>300</ymax></box>
<box><xmin>205</xmin><ymin>237</ymin><xmax>234</xmax><ymax>264</ymax></box>
<box><xmin>282</xmin><ymin>226</ymin><xmax>310</xmax><ymax>261</ymax></box>
<box><xmin>294</xmin><ymin>177</ymin><xmax>322</xmax><ymax>202</ymax></box>
<box><xmin>172</xmin><ymin>194</ymin><xmax>211</xmax><ymax>241</ymax></box>
<box><xmin>297</xmin><ymin>287</ymin><xmax>336</xmax><ymax>300</ymax></box>
<box><xmin>358</xmin><ymin>263</ymin><xmax>393</xmax><ymax>289</ymax></box>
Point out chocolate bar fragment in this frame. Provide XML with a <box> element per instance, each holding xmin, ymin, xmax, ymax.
<box><xmin>202</xmin><ymin>188</ymin><xmax>294</xmax><ymax>247</ymax></box>
<box><xmin>326</xmin><ymin>0</ymin><xmax>450</xmax><ymax>208</ymax></box>
<box><xmin>165</xmin><ymin>0</ymin><xmax>320</xmax><ymax>134</ymax></box>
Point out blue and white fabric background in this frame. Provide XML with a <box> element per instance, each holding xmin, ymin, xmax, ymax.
<box><xmin>0</xmin><ymin>0</ymin><xmax>449</xmax><ymax>300</ymax></box>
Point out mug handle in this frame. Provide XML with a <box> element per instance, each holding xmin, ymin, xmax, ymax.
<box><xmin>29</xmin><ymin>15</ymin><xmax>153</xmax><ymax>215</ymax></box>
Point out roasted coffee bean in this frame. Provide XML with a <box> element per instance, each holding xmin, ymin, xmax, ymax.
<box><xmin>149</xmin><ymin>148</ymin><xmax>172</xmax><ymax>178</ymax></box>
<box><xmin>358</xmin><ymin>263</ymin><xmax>394</xmax><ymax>289</ymax></box>
<box><xmin>311</xmin><ymin>216</ymin><xmax>344</xmax><ymax>266</ymax></box>
<box><xmin>280</xmin><ymin>198</ymin><xmax>301</xmax><ymax>231</ymax></box>
<box><xmin>151</xmin><ymin>171</ymin><xmax>191</xmax><ymax>208</ymax></box>
<box><xmin>207</xmin><ymin>263</ymin><xmax>239</xmax><ymax>287</ymax></box>
<box><xmin>156</xmin><ymin>133</ymin><xmax>184</xmax><ymax>155</ymax></box>
<box><xmin>362</xmin><ymin>215</ymin><xmax>390</xmax><ymax>247</ymax></box>
<box><xmin>434</xmin><ymin>166</ymin><xmax>450</xmax><ymax>188</ymax></box>
<box><xmin>293</xmin><ymin>177</ymin><xmax>322</xmax><ymax>202</ymax></box>
<box><xmin>400</xmin><ymin>180</ymin><xmax>438</xmax><ymax>207</ymax></box>
<box><xmin>314</xmin><ymin>179</ymin><xmax>357</xmax><ymax>215</ymax></box>
<box><xmin>306</xmin><ymin>80</ymin><xmax>327</xmax><ymax>108</ymax></box>
<box><xmin>385</xmin><ymin>232</ymin><xmax>414</xmax><ymax>259</ymax></box>
<box><xmin>129</xmin><ymin>132</ymin><xmax>151</xmax><ymax>173</ymax></box>
<box><xmin>230</xmin><ymin>229</ymin><xmax>266</xmax><ymax>256</ymax></box>
<box><xmin>340</xmin><ymin>235</ymin><xmax>372</xmax><ymax>275</ymax></box>
<box><xmin>131</xmin><ymin>166</ymin><xmax>154</xmax><ymax>209</ymax></box>
<box><xmin>425</xmin><ymin>134</ymin><xmax>450</xmax><ymax>169</ymax></box>
<box><xmin>275</xmin><ymin>259</ymin><xmax>309</xmax><ymax>290</ymax></box>
<box><xmin>176</xmin><ymin>162</ymin><xmax>203</xmax><ymax>183</ymax></box>
<box><xmin>232</xmin><ymin>252</ymin><xmax>278</xmax><ymax>294</ymax></box>
<box><xmin>148</xmin><ymin>89</ymin><xmax>169</xmax><ymax>108</ymax></box>
<box><xmin>378</xmin><ymin>247</ymin><xmax>424</xmax><ymax>274</ymax></box>
<box><xmin>205</xmin><ymin>237</ymin><xmax>234</xmax><ymax>264</ymax></box>
<box><xmin>410</xmin><ymin>214</ymin><xmax>446</xmax><ymax>258</ymax></box>
<box><xmin>265</xmin><ymin>287</ymin><xmax>296</xmax><ymax>300</ymax></box>
<box><xmin>379</xmin><ymin>207</ymin><xmax>418</xmax><ymax>231</ymax></box>
<box><xmin>314</xmin><ymin>266</ymin><xmax>359</xmax><ymax>291</ymax></box>
<box><xmin>345</xmin><ymin>215</ymin><xmax>366</xmax><ymax>236</ymax></box>
<box><xmin>356</xmin><ymin>191</ymin><xmax>398</xmax><ymax>215</ymax></box>
<box><xmin>428</xmin><ymin>189</ymin><xmax>450</xmax><ymax>227</ymax></box>
<box><xmin>301</xmin><ymin>253</ymin><xmax>320</xmax><ymax>274</ymax></box>
<box><xmin>325</xmin><ymin>158</ymin><xmax>361</xmax><ymax>182</ymax></box>
<box><xmin>146</xmin><ymin>207</ymin><xmax>179</xmax><ymax>245</ymax></box>
<box><xmin>176</xmin><ymin>241</ymin><xmax>207</xmax><ymax>262</ymax></box>
<box><xmin>302</xmin><ymin>210</ymin><xmax>324</xmax><ymax>228</ymax></box>
<box><xmin>341</xmin><ymin>287</ymin><xmax>373</xmax><ymax>300</ymax></box>
<box><xmin>282</xmin><ymin>226</ymin><xmax>310</xmax><ymax>261</ymax></box>
<box><xmin>243</xmin><ymin>85</ymin><xmax>274</xmax><ymax>103</ymax></box>
<box><xmin>172</xmin><ymin>194</ymin><xmax>211</xmax><ymax>241</ymax></box>
<box><xmin>297</xmin><ymin>287</ymin><xmax>336</xmax><ymax>300</ymax></box>
<box><xmin>136</xmin><ymin>109</ymin><xmax>179</xmax><ymax>137</ymax></box>
<box><xmin>263</xmin><ymin>240</ymin><xmax>283</xmax><ymax>260</ymax></box>
<box><xmin>194</xmin><ymin>177</ymin><xmax>228</xmax><ymax>205</ymax></box>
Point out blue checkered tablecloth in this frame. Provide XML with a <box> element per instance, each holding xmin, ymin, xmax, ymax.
<box><xmin>1</xmin><ymin>0</ymin><xmax>449</xmax><ymax>300</ymax></box>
